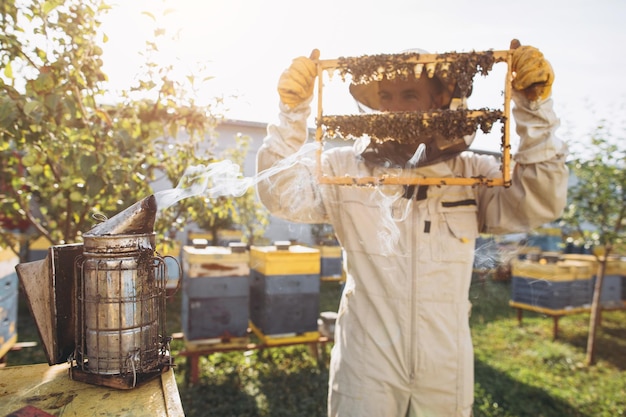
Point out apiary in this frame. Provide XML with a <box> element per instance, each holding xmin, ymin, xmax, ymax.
<box><xmin>181</xmin><ymin>244</ymin><xmax>250</xmax><ymax>342</ymax></box>
<box><xmin>249</xmin><ymin>244</ymin><xmax>320</xmax><ymax>336</ymax></box>
<box><xmin>511</xmin><ymin>259</ymin><xmax>594</xmax><ymax>310</ymax></box>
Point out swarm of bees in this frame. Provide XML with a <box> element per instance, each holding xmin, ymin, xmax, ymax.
<box><xmin>317</xmin><ymin>51</ymin><xmax>504</xmax><ymax>145</ymax></box>
<box><xmin>320</xmin><ymin>109</ymin><xmax>504</xmax><ymax>144</ymax></box>
<box><xmin>335</xmin><ymin>50</ymin><xmax>498</xmax><ymax>97</ymax></box>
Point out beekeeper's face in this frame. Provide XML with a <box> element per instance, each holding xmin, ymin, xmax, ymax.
<box><xmin>378</xmin><ymin>73</ymin><xmax>450</xmax><ymax>112</ymax></box>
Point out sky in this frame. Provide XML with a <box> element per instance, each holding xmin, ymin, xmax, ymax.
<box><xmin>99</xmin><ymin>0</ymin><xmax>626</xmax><ymax>153</ymax></box>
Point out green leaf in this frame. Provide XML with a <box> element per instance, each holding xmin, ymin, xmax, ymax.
<box><xmin>3</xmin><ymin>62</ymin><xmax>13</xmax><ymax>79</ymax></box>
<box><xmin>86</xmin><ymin>174</ymin><xmax>106</xmax><ymax>198</ymax></box>
<box><xmin>0</xmin><ymin>96</ymin><xmax>17</xmax><ymax>125</ymax></box>
<box><xmin>33</xmin><ymin>72</ymin><xmax>55</xmax><ymax>93</ymax></box>
<box><xmin>23</xmin><ymin>100</ymin><xmax>42</xmax><ymax>117</ymax></box>
<box><xmin>69</xmin><ymin>191</ymin><xmax>83</xmax><ymax>202</ymax></box>
<box><xmin>42</xmin><ymin>0</ymin><xmax>60</xmax><ymax>15</ymax></box>
<box><xmin>79</xmin><ymin>154</ymin><xmax>98</xmax><ymax>177</ymax></box>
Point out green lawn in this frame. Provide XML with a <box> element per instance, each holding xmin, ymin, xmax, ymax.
<box><xmin>7</xmin><ymin>279</ymin><xmax>626</xmax><ymax>417</ymax></box>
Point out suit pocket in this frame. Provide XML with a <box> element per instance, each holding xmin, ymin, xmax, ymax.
<box><xmin>433</xmin><ymin>204</ymin><xmax>479</xmax><ymax>263</ymax></box>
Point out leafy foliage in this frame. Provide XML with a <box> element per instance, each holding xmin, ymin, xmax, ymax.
<box><xmin>561</xmin><ymin>112</ymin><xmax>626</xmax><ymax>364</ymax></box>
<box><xmin>564</xmin><ymin>126</ymin><xmax>626</xmax><ymax>253</ymax></box>
<box><xmin>0</xmin><ymin>0</ymin><xmax>241</xmax><ymax>258</ymax></box>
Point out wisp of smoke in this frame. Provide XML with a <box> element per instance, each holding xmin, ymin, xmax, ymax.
<box><xmin>406</xmin><ymin>143</ymin><xmax>426</xmax><ymax>168</ymax></box>
<box><xmin>372</xmin><ymin>187</ymin><xmax>411</xmax><ymax>256</ymax></box>
<box><xmin>154</xmin><ymin>142</ymin><xmax>320</xmax><ymax>217</ymax></box>
<box><xmin>153</xmin><ymin>141</ymin><xmax>430</xmax><ymax>257</ymax></box>
<box><xmin>371</xmin><ymin>142</ymin><xmax>426</xmax><ymax>255</ymax></box>
<box><xmin>154</xmin><ymin>159</ymin><xmax>252</xmax><ymax>212</ymax></box>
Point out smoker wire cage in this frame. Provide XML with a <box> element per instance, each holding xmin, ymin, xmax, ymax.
<box><xmin>314</xmin><ymin>49</ymin><xmax>513</xmax><ymax>186</ymax></box>
<box><xmin>71</xmin><ymin>232</ymin><xmax>173</xmax><ymax>389</ymax></box>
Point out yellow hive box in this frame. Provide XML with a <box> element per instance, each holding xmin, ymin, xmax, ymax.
<box><xmin>316</xmin><ymin>245</ymin><xmax>342</xmax><ymax>258</ymax></box>
<box><xmin>250</xmin><ymin>245</ymin><xmax>320</xmax><ymax>276</ymax></box>
<box><xmin>184</xmin><ymin>336</ymin><xmax>250</xmax><ymax>352</ymax></box>
<box><xmin>511</xmin><ymin>259</ymin><xmax>594</xmax><ymax>281</ymax></box>
<box><xmin>316</xmin><ymin>245</ymin><xmax>344</xmax><ymax>282</ymax></box>
<box><xmin>182</xmin><ymin>245</ymin><xmax>250</xmax><ymax>278</ymax></box>
<box><xmin>249</xmin><ymin>321</ymin><xmax>320</xmax><ymax>346</ymax></box>
<box><xmin>561</xmin><ymin>254</ymin><xmax>626</xmax><ymax>276</ymax></box>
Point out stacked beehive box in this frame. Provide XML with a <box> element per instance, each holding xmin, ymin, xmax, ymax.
<box><xmin>561</xmin><ymin>254</ymin><xmax>626</xmax><ymax>307</ymax></box>
<box><xmin>249</xmin><ymin>243</ymin><xmax>320</xmax><ymax>338</ymax></box>
<box><xmin>511</xmin><ymin>259</ymin><xmax>594</xmax><ymax>310</ymax></box>
<box><xmin>316</xmin><ymin>245</ymin><xmax>343</xmax><ymax>282</ymax></box>
<box><xmin>0</xmin><ymin>246</ymin><xmax>18</xmax><ymax>359</ymax></box>
<box><xmin>601</xmin><ymin>259</ymin><xmax>625</xmax><ymax>306</ymax></box>
<box><xmin>181</xmin><ymin>243</ymin><xmax>250</xmax><ymax>342</ymax></box>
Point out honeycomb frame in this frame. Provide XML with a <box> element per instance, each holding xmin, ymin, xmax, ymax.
<box><xmin>313</xmin><ymin>49</ymin><xmax>513</xmax><ymax>187</ymax></box>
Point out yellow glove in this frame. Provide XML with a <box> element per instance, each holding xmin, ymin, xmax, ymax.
<box><xmin>277</xmin><ymin>49</ymin><xmax>320</xmax><ymax>108</ymax></box>
<box><xmin>510</xmin><ymin>39</ymin><xmax>554</xmax><ymax>101</ymax></box>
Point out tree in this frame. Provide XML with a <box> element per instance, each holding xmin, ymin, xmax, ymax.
<box><xmin>562</xmin><ymin>119</ymin><xmax>626</xmax><ymax>365</ymax></box>
<box><xmin>0</xmin><ymin>0</ymin><xmax>234</xmax><ymax>260</ymax></box>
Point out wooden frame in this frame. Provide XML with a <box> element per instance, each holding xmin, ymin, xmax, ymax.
<box><xmin>314</xmin><ymin>49</ymin><xmax>513</xmax><ymax>187</ymax></box>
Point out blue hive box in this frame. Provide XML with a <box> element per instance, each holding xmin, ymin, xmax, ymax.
<box><xmin>316</xmin><ymin>245</ymin><xmax>343</xmax><ymax>281</ymax></box>
<box><xmin>511</xmin><ymin>259</ymin><xmax>594</xmax><ymax>310</ymax></box>
<box><xmin>249</xmin><ymin>244</ymin><xmax>320</xmax><ymax>336</ymax></box>
<box><xmin>0</xmin><ymin>247</ymin><xmax>19</xmax><ymax>359</ymax></box>
<box><xmin>562</xmin><ymin>254</ymin><xmax>625</xmax><ymax>307</ymax></box>
<box><xmin>181</xmin><ymin>245</ymin><xmax>250</xmax><ymax>342</ymax></box>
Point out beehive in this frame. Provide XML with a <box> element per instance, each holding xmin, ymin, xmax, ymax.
<box><xmin>0</xmin><ymin>246</ymin><xmax>18</xmax><ymax>359</ymax></box>
<box><xmin>249</xmin><ymin>245</ymin><xmax>320</xmax><ymax>336</ymax></box>
<box><xmin>511</xmin><ymin>259</ymin><xmax>594</xmax><ymax>310</ymax></box>
<box><xmin>181</xmin><ymin>245</ymin><xmax>250</xmax><ymax>342</ymax></box>
<box><xmin>561</xmin><ymin>254</ymin><xmax>626</xmax><ymax>307</ymax></box>
<box><xmin>316</xmin><ymin>245</ymin><xmax>343</xmax><ymax>281</ymax></box>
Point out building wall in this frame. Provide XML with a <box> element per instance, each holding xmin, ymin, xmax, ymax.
<box><xmin>214</xmin><ymin>119</ymin><xmax>319</xmax><ymax>245</ymax></box>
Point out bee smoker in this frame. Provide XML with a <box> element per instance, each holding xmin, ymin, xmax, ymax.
<box><xmin>16</xmin><ymin>195</ymin><xmax>180</xmax><ymax>389</ymax></box>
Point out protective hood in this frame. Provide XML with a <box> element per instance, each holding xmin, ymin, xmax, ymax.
<box><xmin>354</xmin><ymin>132</ymin><xmax>475</xmax><ymax>168</ymax></box>
<box><xmin>348</xmin><ymin>48</ymin><xmax>471</xmax><ymax>112</ymax></box>
<box><xmin>347</xmin><ymin>48</ymin><xmax>475</xmax><ymax>167</ymax></box>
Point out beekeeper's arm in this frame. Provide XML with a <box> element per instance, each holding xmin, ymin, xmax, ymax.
<box><xmin>256</xmin><ymin>50</ymin><xmax>329</xmax><ymax>224</ymax></box>
<box><xmin>477</xmin><ymin>40</ymin><xmax>569</xmax><ymax>234</ymax></box>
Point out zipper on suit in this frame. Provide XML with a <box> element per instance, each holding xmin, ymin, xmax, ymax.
<box><xmin>409</xmin><ymin>201</ymin><xmax>419</xmax><ymax>383</ymax></box>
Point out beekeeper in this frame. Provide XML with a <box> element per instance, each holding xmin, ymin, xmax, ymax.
<box><xmin>255</xmin><ymin>39</ymin><xmax>568</xmax><ymax>417</ymax></box>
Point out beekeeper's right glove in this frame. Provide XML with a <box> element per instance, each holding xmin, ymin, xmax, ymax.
<box><xmin>277</xmin><ymin>49</ymin><xmax>320</xmax><ymax>109</ymax></box>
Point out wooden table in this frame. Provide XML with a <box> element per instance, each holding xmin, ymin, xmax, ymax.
<box><xmin>0</xmin><ymin>363</ymin><xmax>184</xmax><ymax>417</ymax></box>
<box><xmin>509</xmin><ymin>300</ymin><xmax>626</xmax><ymax>340</ymax></box>
<box><xmin>178</xmin><ymin>333</ymin><xmax>332</xmax><ymax>385</ymax></box>
<box><xmin>509</xmin><ymin>301</ymin><xmax>590</xmax><ymax>340</ymax></box>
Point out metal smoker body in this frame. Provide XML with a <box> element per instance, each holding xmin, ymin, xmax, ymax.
<box><xmin>71</xmin><ymin>232</ymin><xmax>172</xmax><ymax>388</ymax></box>
<box><xmin>71</xmin><ymin>195</ymin><xmax>176</xmax><ymax>389</ymax></box>
<box><xmin>16</xmin><ymin>195</ymin><xmax>180</xmax><ymax>389</ymax></box>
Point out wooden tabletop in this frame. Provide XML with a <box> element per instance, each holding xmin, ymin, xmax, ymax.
<box><xmin>0</xmin><ymin>362</ymin><xmax>184</xmax><ymax>417</ymax></box>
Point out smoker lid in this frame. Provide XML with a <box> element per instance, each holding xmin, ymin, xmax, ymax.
<box><xmin>16</xmin><ymin>243</ymin><xmax>83</xmax><ymax>365</ymax></box>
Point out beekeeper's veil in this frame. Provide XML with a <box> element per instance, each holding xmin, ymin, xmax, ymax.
<box><xmin>348</xmin><ymin>49</ymin><xmax>476</xmax><ymax>167</ymax></box>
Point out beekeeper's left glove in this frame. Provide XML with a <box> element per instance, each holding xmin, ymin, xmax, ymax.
<box><xmin>510</xmin><ymin>39</ymin><xmax>554</xmax><ymax>101</ymax></box>
<box><xmin>277</xmin><ymin>49</ymin><xmax>320</xmax><ymax>109</ymax></box>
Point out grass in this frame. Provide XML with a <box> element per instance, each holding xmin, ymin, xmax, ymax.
<box><xmin>470</xmin><ymin>280</ymin><xmax>626</xmax><ymax>417</ymax></box>
<box><xmin>7</xmin><ymin>278</ymin><xmax>626</xmax><ymax>416</ymax></box>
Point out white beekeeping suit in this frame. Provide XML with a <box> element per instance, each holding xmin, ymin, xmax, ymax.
<box><xmin>256</xmin><ymin>42</ymin><xmax>568</xmax><ymax>417</ymax></box>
